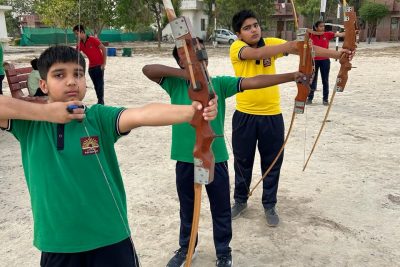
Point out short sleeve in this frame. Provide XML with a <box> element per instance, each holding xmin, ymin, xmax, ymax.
<box><xmin>212</xmin><ymin>76</ymin><xmax>241</xmax><ymax>99</ymax></box>
<box><xmin>230</xmin><ymin>40</ymin><xmax>248</xmax><ymax>63</ymax></box>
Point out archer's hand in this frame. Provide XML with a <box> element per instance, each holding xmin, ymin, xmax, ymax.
<box><xmin>192</xmin><ymin>95</ymin><xmax>218</xmax><ymax>121</ymax></box>
<box><xmin>44</xmin><ymin>101</ymin><xmax>86</xmax><ymax>123</ymax></box>
<box><xmin>339</xmin><ymin>48</ymin><xmax>356</xmax><ymax>61</ymax></box>
<box><xmin>293</xmin><ymin>72</ymin><xmax>308</xmax><ymax>83</ymax></box>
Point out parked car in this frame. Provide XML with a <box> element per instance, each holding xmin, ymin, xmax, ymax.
<box><xmin>213</xmin><ymin>29</ymin><xmax>237</xmax><ymax>44</ymax></box>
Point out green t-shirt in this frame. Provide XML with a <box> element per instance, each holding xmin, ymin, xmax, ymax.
<box><xmin>7</xmin><ymin>104</ymin><xmax>130</xmax><ymax>253</ymax></box>
<box><xmin>0</xmin><ymin>44</ymin><xmax>4</xmax><ymax>76</ymax></box>
<box><xmin>160</xmin><ymin>76</ymin><xmax>242</xmax><ymax>163</ymax></box>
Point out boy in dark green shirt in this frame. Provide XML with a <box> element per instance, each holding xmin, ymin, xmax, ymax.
<box><xmin>143</xmin><ymin>40</ymin><xmax>305</xmax><ymax>267</ymax></box>
<box><xmin>0</xmin><ymin>45</ymin><xmax>218</xmax><ymax>267</ymax></box>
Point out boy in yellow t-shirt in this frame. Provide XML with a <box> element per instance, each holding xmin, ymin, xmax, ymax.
<box><xmin>229</xmin><ymin>9</ymin><xmax>354</xmax><ymax>226</ymax></box>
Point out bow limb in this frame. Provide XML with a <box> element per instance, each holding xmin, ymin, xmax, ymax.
<box><xmin>248</xmin><ymin>0</ymin><xmax>314</xmax><ymax>196</ymax></box>
<box><xmin>162</xmin><ymin>1</ymin><xmax>215</xmax><ymax>266</ymax></box>
<box><xmin>303</xmin><ymin>4</ymin><xmax>357</xmax><ymax>171</ymax></box>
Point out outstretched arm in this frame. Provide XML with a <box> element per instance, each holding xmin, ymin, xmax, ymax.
<box><xmin>118</xmin><ymin>96</ymin><xmax>218</xmax><ymax>133</ymax></box>
<box><xmin>142</xmin><ymin>64</ymin><xmax>187</xmax><ymax>83</ymax></box>
<box><xmin>241</xmin><ymin>72</ymin><xmax>304</xmax><ymax>90</ymax></box>
<box><xmin>313</xmin><ymin>45</ymin><xmax>354</xmax><ymax>60</ymax></box>
<box><xmin>334</xmin><ymin>32</ymin><xmax>346</xmax><ymax>38</ymax></box>
<box><xmin>0</xmin><ymin>95</ymin><xmax>85</xmax><ymax>128</ymax></box>
<box><xmin>240</xmin><ymin>41</ymin><xmax>297</xmax><ymax>60</ymax></box>
<box><xmin>240</xmin><ymin>40</ymin><xmax>353</xmax><ymax>60</ymax></box>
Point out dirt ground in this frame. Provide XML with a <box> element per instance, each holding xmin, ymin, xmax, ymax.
<box><xmin>1</xmin><ymin>41</ymin><xmax>399</xmax><ymax>266</ymax></box>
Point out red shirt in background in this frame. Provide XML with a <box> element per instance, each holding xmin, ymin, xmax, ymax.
<box><xmin>76</xmin><ymin>36</ymin><xmax>104</xmax><ymax>68</ymax></box>
<box><xmin>310</xmin><ymin>31</ymin><xmax>335</xmax><ymax>60</ymax></box>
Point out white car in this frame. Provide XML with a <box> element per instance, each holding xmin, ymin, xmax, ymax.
<box><xmin>213</xmin><ymin>29</ymin><xmax>238</xmax><ymax>44</ymax></box>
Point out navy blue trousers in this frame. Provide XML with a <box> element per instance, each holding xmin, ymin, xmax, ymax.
<box><xmin>0</xmin><ymin>74</ymin><xmax>4</xmax><ymax>95</ymax></box>
<box><xmin>308</xmin><ymin>59</ymin><xmax>331</xmax><ymax>102</ymax></box>
<box><xmin>176</xmin><ymin>161</ymin><xmax>232</xmax><ymax>257</ymax></box>
<box><xmin>232</xmin><ymin>111</ymin><xmax>284</xmax><ymax>209</ymax></box>
<box><xmin>88</xmin><ymin>65</ymin><xmax>105</xmax><ymax>105</ymax></box>
<box><xmin>40</xmin><ymin>238</ymin><xmax>139</xmax><ymax>267</ymax></box>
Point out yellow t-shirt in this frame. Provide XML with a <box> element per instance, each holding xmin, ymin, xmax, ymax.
<box><xmin>230</xmin><ymin>37</ymin><xmax>287</xmax><ymax>115</ymax></box>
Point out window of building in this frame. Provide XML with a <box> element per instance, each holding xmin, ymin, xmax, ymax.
<box><xmin>201</xmin><ymin>19</ymin><xmax>206</xmax><ymax>31</ymax></box>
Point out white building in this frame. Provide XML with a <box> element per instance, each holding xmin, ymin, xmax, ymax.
<box><xmin>163</xmin><ymin>0</ymin><xmax>208</xmax><ymax>40</ymax></box>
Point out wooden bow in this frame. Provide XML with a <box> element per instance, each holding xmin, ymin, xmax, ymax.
<box><xmin>303</xmin><ymin>1</ymin><xmax>358</xmax><ymax>171</ymax></box>
<box><xmin>162</xmin><ymin>1</ymin><xmax>216</xmax><ymax>266</ymax></box>
<box><xmin>248</xmin><ymin>0</ymin><xmax>314</xmax><ymax>196</ymax></box>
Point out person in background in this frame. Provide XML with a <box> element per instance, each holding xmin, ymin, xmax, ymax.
<box><xmin>73</xmin><ymin>24</ymin><xmax>107</xmax><ymax>105</ymax></box>
<box><xmin>143</xmin><ymin>39</ymin><xmax>306</xmax><ymax>267</ymax></box>
<box><xmin>28</xmin><ymin>58</ymin><xmax>47</xmax><ymax>97</ymax></box>
<box><xmin>229</xmin><ymin>9</ymin><xmax>353</xmax><ymax>227</ymax></box>
<box><xmin>306</xmin><ymin>21</ymin><xmax>346</xmax><ymax>105</ymax></box>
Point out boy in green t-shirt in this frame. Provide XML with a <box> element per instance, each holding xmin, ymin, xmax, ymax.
<box><xmin>142</xmin><ymin>40</ymin><xmax>305</xmax><ymax>267</ymax></box>
<box><xmin>0</xmin><ymin>45</ymin><xmax>217</xmax><ymax>267</ymax></box>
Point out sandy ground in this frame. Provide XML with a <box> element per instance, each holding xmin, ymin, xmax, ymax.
<box><xmin>1</xmin><ymin>41</ymin><xmax>400</xmax><ymax>267</ymax></box>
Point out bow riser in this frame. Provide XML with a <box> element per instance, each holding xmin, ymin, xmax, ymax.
<box><xmin>162</xmin><ymin>1</ymin><xmax>215</xmax><ymax>266</ymax></box>
<box><xmin>336</xmin><ymin>7</ymin><xmax>357</xmax><ymax>92</ymax></box>
<box><xmin>295</xmin><ymin>29</ymin><xmax>313</xmax><ymax>114</ymax></box>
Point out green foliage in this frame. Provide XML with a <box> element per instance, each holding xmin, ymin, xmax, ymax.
<box><xmin>0</xmin><ymin>0</ymin><xmax>35</xmax><ymax>15</ymax></box>
<box><xmin>34</xmin><ymin>0</ymin><xmax>76</xmax><ymax>30</ymax></box>
<box><xmin>296</xmin><ymin>0</ymin><xmax>319</xmax><ymax>23</ymax></box>
<box><xmin>359</xmin><ymin>1</ymin><xmax>389</xmax><ymax>24</ymax></box>
<box><xmin>78</xmin><ymin>0</ymin><xmax>117</xmax><ymax>36</ymax></box>
<box><xmin>359</xmin><ymin>1</ymin><xmax>389</xmax><ymax>43</ymax></box>
<box><xmin>215</xmin><ymin>0</ymin><xmax>274</xmax><ymax>31</ymax></box>
<box><xmin>34</xmin><ymin>0</ymin><xmax>116</xmax><ymax>36</ymax></box>
<box><xmin>0</xmin><ymin>0</ymin><xmax>35</xmax><ymax>37</ymax></box>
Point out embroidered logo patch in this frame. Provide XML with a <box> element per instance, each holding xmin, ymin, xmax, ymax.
<box><xmin>263</xmin><ymin>58</ymin><xmax>271</xmax><ymax>67</ymax></box>
<box><xmin>80</xmin><ymin>136</ymin><xmax>100</xmax><ymax>155</ymax></box>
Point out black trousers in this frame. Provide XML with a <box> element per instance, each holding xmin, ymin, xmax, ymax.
<box><xmin>88</xmin><ymin>65</ymin><xmax>105</xmax><ymax>105</ymax></box>
<box><xmin>308</xmin><ymin>59</ymin><xmax>331</xmax><ymax>102</ymax></box>
<box><xmin>0</xmin><ymin>74</ymin><xmax>4</xmax><ymax>94</ymax></box>
<box><xmin>176</xmin><ymin>161</ymin><xmax>232</xmax><ymax>257</ymax></box>
<box><xmin>40</xmin><ymin>238</ymin><xmax>139</xmax><ymax>267</ymax></box>
<box><xmin>232</xmin><ymin>110</ymin><xmax>284</xmax><ymax>209</ymax></box>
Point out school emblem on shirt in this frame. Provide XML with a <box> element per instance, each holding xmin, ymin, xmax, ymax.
<box><xmin>80</xmin><ymin>136</ymin><xmax>100</xmax><ymax>155</ymax></box>
<box><xmin>263</xmin><ymin>58</ymin><xmax>271</xmax><ymax>67</ymax></box>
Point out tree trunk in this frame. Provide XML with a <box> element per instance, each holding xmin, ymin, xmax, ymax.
<box><xmin>156</xmin><ymin>16</ymin><xmax>161</xmax><ymax>50</ymax></box>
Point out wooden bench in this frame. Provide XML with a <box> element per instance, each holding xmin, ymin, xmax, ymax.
<box><xmin>4</xmin><ymin>63</ymin><xmax>47</xmax><ymax>103</ymax></box>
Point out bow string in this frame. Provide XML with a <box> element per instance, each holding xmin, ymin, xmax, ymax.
<box><xmin>162</xmin><ymin>1</ymin><xmax>216</xmax><ymax>266</ymax></box>
<box><xmin>248</xmin><ymin>0</ymin><xmax>314</xmax><ymax>196</ymax></box>
<box><xmin>303</xmin><ymin>0</ymin><xmax>358</xmax><ymax>171</ymax></box>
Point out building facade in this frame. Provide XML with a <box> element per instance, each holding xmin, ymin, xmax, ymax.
<box><xmin>19</xmin><ymin>14</ymin><xmax>46</xmax><ymax>28</ymax></box>
<box><xmin>370</xmin><ymin>0</ymin><xmax>400</xmax><ymax>41</ymax></box>
<box><xmin>162</xmin><ymin>0</ymin><xmax>208</xmax><ymax>40</ymax></box>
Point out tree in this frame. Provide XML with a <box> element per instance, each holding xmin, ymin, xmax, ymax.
<box><xmin>144</xmin><ymin>0</ymin><xmax>164</xmax><ymax>48</ymax></box>
<box><xmin>35</xmin><ymin>0</ymin><xmax>116</xmax><ymax>38</ymax></box>
<box><xmin>1</xmin><ymin>0</ymin><xmax>35</xmax><ymax>15</ymax></box>
<box><xmin>215</xmin><ymin>0</ymin><xmax>274</xmax><ymax>31</ymax></box>
<box><xmin>78</xmin><ymin>0</ymin><xmax>117</xmax><ymax>37</ymax></box>
<box><xmin>0</xmin><ymin>0</ymin><xmax>36</xmax><ymax>37</ymax></box>
<box><xmin>115</xmin><ymin>0</ymin><xmax>153</xmax><ymax>32</ymax></box>
<box><xmin>34</xmin><ymin>0</ymin><xmax>77</xmax><ymax>43</ymax></box>
<box><xmin>359</xmin><ymin>1</ymin><xmax>389</xmax><ymax>44</ymax></box>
